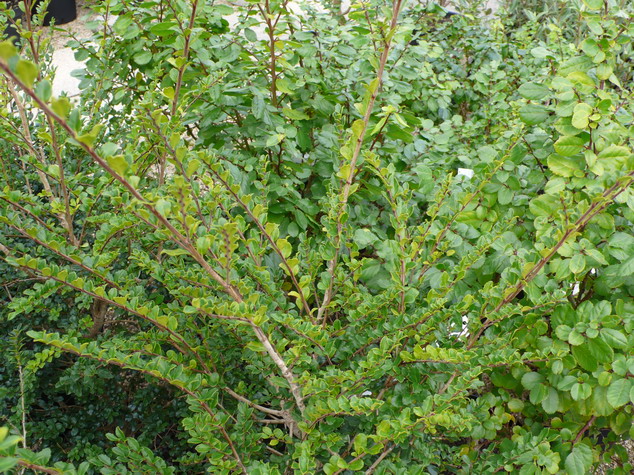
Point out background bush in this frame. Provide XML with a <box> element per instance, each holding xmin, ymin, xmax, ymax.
<box><xmin>0</xmin><ymin>0</ymin><xmax>633</xmax><ymax>473</ymax></box>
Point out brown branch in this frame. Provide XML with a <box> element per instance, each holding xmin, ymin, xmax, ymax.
<box><xmin>365</xmin><ymin>443</ymin><xmax>395</xmax><ymax>474</ymax></box>
<box><xmin>573</xmin><ymin>416</ymin><xmax>596</xmax><ymax>445</ymax></box>
<box><xmin>209</xmin><ymin>168</ymin><xmax>312</xmax><ymax>317</ymax></box>
<box><xmin>15</xmin><ymin>460</ymin><xmax>61</xmax><ymax>474</ymax></box>
<box><xmin>259</xmin><ymin>0</ymin><xmax>279</xmax><ymax>107</ymax></box>
<box><xmin>171</xmin><ymin>0</ymin><xmax>200</xmax><ymax>117</ymax></box>
<box><xmin>317</xmin><ymin>0</ymin><xmax>404</xmax><ymax>322</ymax></box>
<box><xmin>83</xmin><ymin>298</ymin><xmax>109</xmax><ymax>338</ymax></box>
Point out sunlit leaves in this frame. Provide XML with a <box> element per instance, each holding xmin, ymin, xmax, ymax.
<box><xmin>571</xmin><ymin>103</ymin><xmax>592</xmax><ymax>129</ymax></box>
<box><xmin>547</xmin><ymin>154</ymin><xmax>585</xmax><ymax>176</ymax></box>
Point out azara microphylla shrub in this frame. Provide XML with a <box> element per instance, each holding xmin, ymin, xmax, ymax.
<box><xmin>0</xmin><ymin>0</ymin><xmax>633</xmax><ymax>473</ymax></box>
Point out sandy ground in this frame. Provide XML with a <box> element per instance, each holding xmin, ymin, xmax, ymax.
<box><xmin>45</xmin><ymin>1</ymin><xmax>96</xmax><ymax>96</ymax></box>
<box><xmin>48</xmin><ymin>2</ymin><xmax>94</xmax><ymax>49</ymax></box>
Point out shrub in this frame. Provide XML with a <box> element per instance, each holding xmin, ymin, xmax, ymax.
<box><xmin>0</xmin><ymin>0</ymin><xmax>632</xmax><ymax>473</ymax></box>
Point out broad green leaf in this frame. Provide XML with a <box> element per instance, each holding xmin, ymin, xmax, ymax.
<box><xmin>521</xmin><ymin>372</ymin><xmax>544</xmax><ymax>390</ymax></box>
<box><xmin>547</xmin><ymin>154</ymin><xmax>584</xmax><ymax>176</ymax></box>
<box><xmin>0</xmin><ymin>40</ymin><xmax>18</xmax><ymax>60</ymax></box>
<box><xmin>276</xmin><ymin>79</ymin><xmax>295</xmax><ymax>95</ymax></box>
<box><xmin>571</xmin><ymin>103</ymin><xmax>593</xmax><ymax>129</ymax></box>
<box><xmin>565</xmin><ymin>444</ymin><xmax>593</xmax><ymax>475</ymax></box>
<box><xmin>553</xmin><ymin>136</ymin><xmax>586</xmax><ymax>157</ymax></box>
<box><xmin>529</xmin><ymin>384</ymin><xmax>549</xmax><ymax>404</ymax></box>
<box><xmin>568</xmin><ymin>71</ymin><xmax>596</xmax><ymax>93</ymax></box>
<box><xmin>15</xmin><ymin>59</ymin><xmax>38</xmax><ymax>88</ymax></box>
<box><xmin>266</xmin><ymin>134</ymin><xmax>284</xmax><ymax>147</ymax></box>
<box><xmin>545</xmin><ymin>177</ymin><xmax>566</xmax><ymax>194</ymax></box>
<box><xmin>598</xmin><ymin>371</ymin><xmax>612</xmax><ymax>386</ymax></box>
<box><xmin>252</xmin><ymin>94</ymin><xmax>265</xmax><ymax>119</ymax></box>
<box><xmin>497</xmin><ymin>187</ymin><xmax>513</xmax><ymax>205</ymax></box>
<box><xmin>572</xmin><ymin>344</ymin><xmax>597</xmax><ymax>371</ymax></box>
<box><xmin>51</xmin><ymin>97</ymin><xmax>71</xmax><ymax>119</ymax></box>
<box><xmin>48</xmin><ymin>164</ymin><xmax>60</xmax><ymax>179</ymax></box>
<box><xmin>282</xmin><ymin>107</ymin><xmax>310</xmax><ymax>121</ymax></box>
<box><xmin>585</xmin><ymin>248</ymin><xmax>607</xmax><ymax>265</ymax></box>
<box><xmin>589</xmin><ymin>337</ymin><xmax>613</xmax><ymax>363</ymax></box>
<box><xmin>276</xmin><ymin>238</ymin><xmax>292</xmax><ymax>258</ymax></box>
<box><xmin>155</xmin><ymin>199</ymin><xmax>171</xmax><ymax>217</ymax></box>
<box><xmin>529</xmin><ymin>194</ymin><xmax>559</xmax><ymax>217</ymax></box>
<box><xmin>600</xmin><ymin>329</ymin><xmax>627</xmax><ymax>349</ymax></box>
<box><xmin>568</xmin><ymin>329</ymin><xmax>584</xmax><ymax>346</ymax></box>
<box><xmin>100</xmin><ymin>142</ymin><xmax>118</xmax><ymax>157</ymax></box>
<box><xmin>508</xmin><ymin>398</ymin><xmax>524</xmax><ymax>412</ymax></box>
<box><xmin>353</xmin><ymin>229</ymin><xmax>379</xmax><ymax>249</ymax></box>
<box><xmin>596</xmin><ymin>63</ymin><xmax>613</xmax><ymax>80</ymax></box>
<box><xmin>519</xmin><ymin>104</ymin><xmax>549</xmax><ymax>125</ymax></box>
<box><xmin>555</xmin><ymin>325</ymin><xmax>572</xmax><ymax>341</ymax></box>
<box><xmin>351</xmin><ymin>119</ymin><xmax>365</xmax><ymax>139</ymax></box>
<box><xmin>106</xmin><ymin>155</ymin><xmax>128</xmax><ymax>176</ymax></box>
<box><xmin>0</xmin><ymin>457</ymin><xmax>18</xmax><ymax>472</ymax></box>
<box><xmin>541</xmin><ymin>387</ymin><xmax>559</xmax><ymax>414</ymax></box>
<box><xmin>582</xmin><ymin>0</ymin><xmax>603</xmax><ymax>10</ymax></box>
<box><xmin>559</xmin><ymin>56</ymin><xmax>593</xmax><ymax>76</ymax></box>
<box><xmin>569</xmin><ymin>254</ymin><xmax>585</xmax><ymax>274</ymax></box>
<box><xmin>133</xmin><ymin>51</ymin><xmax>153</xmax><ymax>65</ymax></box>
<box><xmin>530</xmin><ymin>47</ymin><xmax>553</xmax><ymax>59</ymax></box>
<box><xmin>35</xmin><ymin>79</ymin><xmax>52</xmax><ymax>102</ymax></box>
<box><xmin>592</xmin><ymin>385</ymin><xmax>615</xmax><ymax>416</ymax></box>
<box><xmin>162</xmin><ymin>248</ymin><xmax>189</xmax><ymax>257</ymax></box>
<box><xmin>607</xmin><ymin>379</ymin><xmax>631</xmax><ymax>408</ymax></box>
<box><xmin>598</xmin><ymin>145</ymin><xmax>630</xmax><ymax>161</ymax></box>
<box><xmin>571</xmin><ymin>383</ymin><xmax>591</xmax><ymax>401</ymax></box>
<box><xmin>518</xmin><ymin>82</ymin><xmax>549</xmax><ymax>100</ymax></box>
<box><xmin>244</xmin><ymin>28</ymin><xmax>258</xmax><ymax>42</ymax></box>
<box><xmin>581</xmin><ymin>38</ymin><xmax>600</xmax><ymax>57</ymax></box>
<box><xmin>618</xmin><ymin>256</ymin><xmax>634</xmax><ymax>276</ymax></box>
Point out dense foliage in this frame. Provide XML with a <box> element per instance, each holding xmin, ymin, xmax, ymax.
<box><xmin>0</xmin><ymin>0</ymin><xmax>633</xmax><ymax>473</ymax></box>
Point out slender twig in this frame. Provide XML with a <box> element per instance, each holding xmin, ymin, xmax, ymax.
<box><xmin>573</xmin><ymin>416</ymin><xmax>596</xmax><ymax>445</ymax></box>
<box><xmin>365</xmin><ymin>443</ymin><xmax>395</xmax><ymax>474</ymax></box>
<box><xmin>317</xmin><ymin>0</ymin><xmax>404</xmax><ymax>322</ymax></box>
